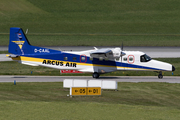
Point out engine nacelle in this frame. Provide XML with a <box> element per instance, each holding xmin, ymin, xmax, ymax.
<box><xmin>112</xmin><ymin>47</ymin><xmax>121</xmax><ymax>58</ymax></box>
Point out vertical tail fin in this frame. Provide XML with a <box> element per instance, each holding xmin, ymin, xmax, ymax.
<box><xmin>8</xmin><ymin>27</ymin><xmax>32</xmax><ymax>55</ymax></box>
<box><xmin>8</xmin><ymin>27</ymin><xmax>61</xmax><ymax>55</ymax></box>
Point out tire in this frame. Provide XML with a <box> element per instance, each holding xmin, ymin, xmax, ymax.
<box><xmin>158</xmin><ymin>74</ymin><xmax>163</xmax><ymax>79</ymax></box>
<box><xmin>92</xmin><ymin>72</ymin><xmax>99</xmax><ymax>78</ymax></box>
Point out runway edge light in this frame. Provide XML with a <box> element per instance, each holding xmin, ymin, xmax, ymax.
<box><xmin>14</xmin><ymin>80</ymin><xmax>16</xmax><ymax>85</ymax></box>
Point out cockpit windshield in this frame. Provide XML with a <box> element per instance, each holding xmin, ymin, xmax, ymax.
<box><xmin>140</xmin><ymin>54</ymin><xmax>151</xmax><ymax>62</ymax></box>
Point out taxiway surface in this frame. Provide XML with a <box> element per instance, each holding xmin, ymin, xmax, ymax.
<box><xmin>0</xmin><ymin>76</ymin><xmax>179</xmax><ymax>83</ymax></box>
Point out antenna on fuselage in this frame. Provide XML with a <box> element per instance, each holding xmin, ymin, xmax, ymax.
<box><xmin>94</xmin><ymin>47</ymin><xmax>98</xmax><ymax>50</ymax></box>
<box><xmin>59</xmin><ymin>48</ymin><xmax>62</xmax><ymax>51</ymax></box>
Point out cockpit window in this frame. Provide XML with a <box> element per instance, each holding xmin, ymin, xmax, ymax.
<box><xmin>140</xmin><ymin>54</ymin><xmax>151</xmax><ymax>62</ymax></box>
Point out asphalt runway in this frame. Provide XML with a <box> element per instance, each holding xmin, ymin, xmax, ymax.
<box><xmin>0</xmin><ymin>54</ymin><xmax>12</xmax><ymax>61</ymax></box>
<box><xmin>0</xmin><ymin>76</ymin><xmax>180</xmax><ymax>83</ymax></box>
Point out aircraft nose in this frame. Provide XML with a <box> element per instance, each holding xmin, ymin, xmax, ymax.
<box><xmin>172</xmin><ymin>65</ymin><xmax>175</xmax><ymax>71</ymax></box>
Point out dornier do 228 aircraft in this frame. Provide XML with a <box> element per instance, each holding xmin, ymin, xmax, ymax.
<box><xmin>7</xmin><ymin>28</ymin><xmax>175</xmax><ymax>79</ymax></box>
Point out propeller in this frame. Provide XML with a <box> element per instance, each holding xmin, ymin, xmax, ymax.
<box><xmin>120</xmin><ymin>42</ymin><xmax>126</xmax><ymax>62</ymax></box>
<box><xmin>121</xmin><ymin>42</ymin><xmax>123</xmax><ymax>51</ymax></box>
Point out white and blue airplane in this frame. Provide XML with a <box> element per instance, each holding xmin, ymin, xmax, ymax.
<box><xmin>7</xmin><ymin>27</ymin><xmax>175</xmax><ymax>79</ymax></box>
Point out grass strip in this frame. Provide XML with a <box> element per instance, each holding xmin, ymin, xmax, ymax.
<box><xmin>0</xmin><ymin>82</ymin><xmax>180</xmax><ymax>120</ymax></box>
<box><xmin>1</xmin><ymin>34</ymin><xmax>180</xmax><ymax>46</ymax></box>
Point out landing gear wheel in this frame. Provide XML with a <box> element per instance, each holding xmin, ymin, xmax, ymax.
<box><xmin>158</xmin><ymin>74</ymin><xmax>163</xmax><ymax>79</ymax></box>
<box><xmin>92</xmin><ymin>72</ymin><xmax>99</xmax><ymax>78</ymax></box>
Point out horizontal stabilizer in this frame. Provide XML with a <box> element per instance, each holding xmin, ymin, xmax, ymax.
<box><xmin>6</xmin><ymin>54</ymin><xmax>19</xmax><ymax>58</ymax></box>
<box><xmin>21</xmin><ymin>61</ymin><xmax>39</xmax><ymax>66</ymax></box>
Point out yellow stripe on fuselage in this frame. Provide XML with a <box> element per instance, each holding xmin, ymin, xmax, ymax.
<box><xmin>12</xmin><ymin>56</ymin><xmax>119</xmax><ymax>68</ymax></box>
<box><xmin>12</xmin><ymin>56</ymin><xmax>157</xmax><ymax>71</ymax></box>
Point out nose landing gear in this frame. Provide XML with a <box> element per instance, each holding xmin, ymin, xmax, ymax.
<box><xmin>158</xmin><ymin>71</ymin><xmax>163</xmax><ymax>79</ymax></box>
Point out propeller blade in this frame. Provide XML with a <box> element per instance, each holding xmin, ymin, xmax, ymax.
<box><xmin>121</xmin><ymin>53</ymin><xmax>122</xmax><ymax>62</ymax></box>
<box><xmin>120</xmin><ymin>42</ymin><xmax>125</xmax><ymax>62</ymax></box>
<box><xmin>121</xmin><ymin>42</ymin><xmax>123</xmax><ymax>51</ymax></box>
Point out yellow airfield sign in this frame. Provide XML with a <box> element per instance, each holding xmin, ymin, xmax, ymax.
<box><xmin>87</xmin><ymin>87</ymin><xmax>101</xmax><ymax>95</ymax></box>
<box><xmin>70</xmin><ymin>87</ymin><xmax>101</xmax><ymax>96</ymax></box>
<box><xmin>71</xmin><ymin>87</ymin><xmax>87</xmax><ymax>96</ymax></box>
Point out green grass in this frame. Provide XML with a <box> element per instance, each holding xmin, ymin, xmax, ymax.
<box><xmin>1</xmin><ymin>0</ymin><xmax>179</xmax><ymax>34</ymax></box>
<box><xmin>1</xmin><ymin>82</ymin><xmax>180</xmax><ymax>120</ymax></box>
<box><xmin>1</xmin><ymin>34</ymin><xmax>180</xmax><ymax>46</ymax></box>
<box><xmin>0</xmin><ymin>58</ymin><xmax>179</xmax><ymax>76</ymax></box>
<box><xmin>1</xmin><ymin>0</ymin><xmax>180</xmax><ymax>46</ymax></box>
<box><xmin>1</xmin><ymin>1</ymin><xmax>180</xmax><ymax>119</ymax></box>
<box><xmin>0</xmin><ymin>51</ymin><xmax>8</xmax><ymax>54</ymax></box>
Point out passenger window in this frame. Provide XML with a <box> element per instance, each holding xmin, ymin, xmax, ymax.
<box><xmin>99</xmin><ymin>57</ymin><xmax>103</xmax><ymax>61</ymax></box>
<box><xmin>73</xmin><ymin>57</ymin><xmax>76</xmax><ymax>61</ymax></box>
<box><xmin>80</xmin><ymin>55</ymin><xmax>87</xmax><ymax>63</ymax></box>
<box><xmin>129</xmin><ymin>57</ymin><xmax>133</xmax><ymax>61</ymax></box>
<box><xmin>64</xmin><ymin>57</ymin><xmax>68</xmax><ymax>60</ymax></box>
<box><xmin>123</xmin><ymin>57</ymin><xmax>127</xmax><ymax>61</ymax></box>
<box><xmin>81</xmin><ymin>57</ymin><xmax>85</xmax><ymax>61</ymax></box>
<box><xmin>89</xmin><ymin>57</ymin><xmax>93</xmax><ymax>61</ymax></box>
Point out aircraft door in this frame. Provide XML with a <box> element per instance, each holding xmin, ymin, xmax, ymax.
<box><xmin>122</xmin><ymin>55</ymin><xmax>135</xmax><ymax>70</ymax></box>
<box><xmin>122</xmin><ymin>56</ymin><xmax>128</xmax><ymax>70</ymax></box>
<box><xmin>80</xmin><ymin>54</ymin><xmax>87</xmax><ymax>63</ymax></box>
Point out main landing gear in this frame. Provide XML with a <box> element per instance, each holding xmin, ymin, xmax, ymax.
<box><xmin>92</xmin><ymin>72</ymin><xmax>100</xmax><ymax>78</ymax></box>
<box><xmin>158</xmin><ymin>71</ymin><xmax>163</xmax><ymax>79</ymax></box>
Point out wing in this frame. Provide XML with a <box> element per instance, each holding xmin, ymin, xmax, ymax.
<box><xmin>90</xmin><ymin>48</ymin><xmax>114</xmax><ymax>59</ymax></box>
